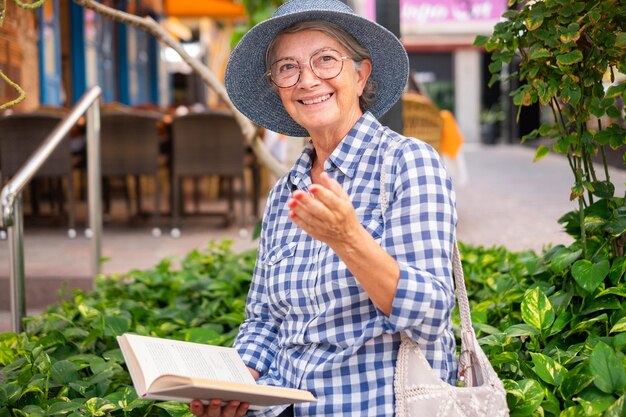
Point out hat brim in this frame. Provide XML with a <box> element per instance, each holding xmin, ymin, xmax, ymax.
<box><xmin>225</xmin><ymin>9</ymin><xmax>409</xmax><ymax>137</ymax></box>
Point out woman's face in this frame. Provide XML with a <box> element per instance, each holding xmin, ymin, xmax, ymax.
<box><xmin>270</xmin><ymin>29</ymin><xmax>371</xmax><ymax>139</ymax></box>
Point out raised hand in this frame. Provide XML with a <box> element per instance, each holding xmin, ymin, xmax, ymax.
<box><xmin>287</xmin><ymin>172</ymin><xmax>361</xmax><ymax>248</ymax></box>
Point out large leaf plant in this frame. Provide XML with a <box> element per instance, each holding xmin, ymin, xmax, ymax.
<box><xmin>472</xmin><ymin>0</ymin><xmax>626</xmax><ymax>415</ymax></box>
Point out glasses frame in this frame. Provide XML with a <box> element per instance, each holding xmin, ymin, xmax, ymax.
<box><xmin>267</xmin><ymin>48</ymin><xmax>352</xmax><ymax>89</ymax></box>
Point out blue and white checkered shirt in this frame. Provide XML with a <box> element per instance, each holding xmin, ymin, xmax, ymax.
<box><xmin>234</xmin><ymin>112</ymin><xmax>457</xmax><ymax>417</ymax></box>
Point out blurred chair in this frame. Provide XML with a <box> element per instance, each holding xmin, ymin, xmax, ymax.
<box><xmin>402</xmin><ymin>93</ymin><xmax>443</xmax><ymax>152</ymax></box>
<box><xmin>0</xmin><ymin>111</ymin><xmax>76</xmax><ymax>236</ymax></box>
<box><xmin>170</xmin><ymin>111</ymin><xmax>247</xmax><ymax>233</ymax></box>
<box><xmin>100</xmin><ymin>110</ymin><xmax>162</xmax><ymax>235</ymax></box>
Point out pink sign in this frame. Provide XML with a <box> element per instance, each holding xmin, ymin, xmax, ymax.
<box><xmin>359</xmin><ymin>0</ymin><xmax>507</xmax><ymax>33</ymax></box>
<box><xmin>400</xmin><ymin>0</ymin><xmax>506</xmax><ymax>25</ymax></box>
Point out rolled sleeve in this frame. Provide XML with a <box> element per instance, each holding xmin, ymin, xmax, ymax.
<box><xmin>380</xmin><ymin>140</ymin><xmax>456</xmax><ymax>342</ymax></box>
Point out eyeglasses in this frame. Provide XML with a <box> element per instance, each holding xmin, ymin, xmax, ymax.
<box><xmin>268</xmin><ymin>48</ymin><xmax>352</xmax><ymax>88</ymax></box>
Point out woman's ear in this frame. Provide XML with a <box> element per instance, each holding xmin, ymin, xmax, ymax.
<box><xmin>356</xmin><ymin>59</ymin><xmax>372</xmax><ymax>96</ymax></box>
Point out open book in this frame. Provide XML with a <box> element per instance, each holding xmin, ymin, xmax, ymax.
<box><xmin>117</xmin><ymin>333</ymin><xmax>316</xmax><ymax>410</ymax></box>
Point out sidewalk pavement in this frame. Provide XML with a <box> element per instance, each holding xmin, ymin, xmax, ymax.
<box><xmin>2</xmin><ymin>143</ymin><xmax>625</xmax><ymax>332</ymax></box>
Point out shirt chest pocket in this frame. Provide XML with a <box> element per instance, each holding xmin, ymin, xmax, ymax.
<box><xmin>262</xmin><ymin>242</ymin><xmax>298</xmax><ymax>312</ymax></box>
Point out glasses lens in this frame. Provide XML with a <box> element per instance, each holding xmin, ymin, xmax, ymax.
<box><xmin>311</xmin><ymin>49</ymin><xmax>344</xmax><ymax>80</ymax></box>
<box><xmin>270</xmin><ymin>58</ymin><xmax>300</xmax><ymax>88</ymax></box>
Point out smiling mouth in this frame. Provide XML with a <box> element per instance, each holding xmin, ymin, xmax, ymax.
<box><xmin>299</xmin><ymin>93</ymin><xmax>333</xmax><ymax>105</ymax></box>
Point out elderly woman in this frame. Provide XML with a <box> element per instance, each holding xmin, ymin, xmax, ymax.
<box><xmin>191</xmin><ymin>1</ymin><xmax>457</xmax><ymax>416</ymax></box>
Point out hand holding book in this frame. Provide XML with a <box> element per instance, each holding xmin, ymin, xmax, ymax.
<box><xmin>117</xmin><ymin>333</ymin><xmax>316</xmax><ymax>411</ymax></box>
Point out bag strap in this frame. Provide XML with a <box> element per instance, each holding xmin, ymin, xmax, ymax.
<box><xmin>381</xmin><ymin>143</ymin><xmax>477</xmax><ymax>384</ymax></box>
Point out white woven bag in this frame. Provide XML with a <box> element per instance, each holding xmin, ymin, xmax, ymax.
<box><xmin>381</xmin><ymin>145</ymin><xmax>509</xmax><ymax>417</ymax></box>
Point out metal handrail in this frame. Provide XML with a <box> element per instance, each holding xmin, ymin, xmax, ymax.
<box><xmin>0</xmin><ymin>86</ymin><xmax>103</xmax><ymax>333</ymax></box>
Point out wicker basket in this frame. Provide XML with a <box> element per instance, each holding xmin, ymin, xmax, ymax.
<box><xmin>402</xmin><ymin>93</ymin><xmax>443</xmax><ymax>152</ymax></box>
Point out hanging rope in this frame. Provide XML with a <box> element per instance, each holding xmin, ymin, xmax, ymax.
<box><xmin>13</xmin><ymin>0</ymin><xmax>46</xmax><ymax>9</ymax></box>
<box><xmin>0</xmin><ymin>0</ymin><xmax>6</xmax><ymax>27</ymax></box>
<box><xmin>0</xmin><ymin>0</ymin><xmax>45</xmax><ymax>108</ymax></box>
<box><xmin>0</xmin><ymin>69</ymin><xmax>26</xmax><ymax>109</ymax></box>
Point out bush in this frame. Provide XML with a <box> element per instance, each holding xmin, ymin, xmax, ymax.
<box><xmin>461</xmin><ymin>241</ymin><xmax>626</xmax><ymax>416</ymax></box>
<box><xmin>2</xmin><ymin>237</ymin><xmax>626</xmax><ymax>416</ymax></box>
<box><xmin>0</xmin><ymin>241</ymin><xmax>256</xmax><ymax>417</ymax></box>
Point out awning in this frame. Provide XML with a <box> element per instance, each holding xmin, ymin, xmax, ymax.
<box><xmin>164</xmin><ymin>0</ymin><xmax>246</xmax><ymax>19</ymax></box>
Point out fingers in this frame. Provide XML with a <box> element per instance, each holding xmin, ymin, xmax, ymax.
<box><xmin>310</xmin><ymin>172</ymin><xmax>349</xmax><ymax>206</ymax></box>
<box><xmin>287</xmin><ymin>173</ymin><xmax>360</xmax><ymax>243</ymax></box>
<box><xmin>289</xmin><ymin>173</ymin><xmax>347</xmax><ymax>219</ymax></box>
<box><xmin>190</xmin><ymin>400</ymin><xmax>205</xmax><ymax>416</ymax></box>
<box><xmin>190</xmin><ymin>399</ymin><xmax>249</xmax><ymax>417</ymax></box>
<box><xmin>317</xmin><ymin>171</ymin><xmax>349</xmax><ymax>199</ymax></box>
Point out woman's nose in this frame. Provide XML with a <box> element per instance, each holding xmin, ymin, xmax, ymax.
<box><xmin>297</xmin><ymin>64</ymin><xmax>322</xmax><ymax>87</ymax></box>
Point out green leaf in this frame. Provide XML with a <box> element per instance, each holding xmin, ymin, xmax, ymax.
<box><xmin>50</xmin><ymin>360</ymin><xmax>80</xmax><ymax>384</ymax></box>
<box><xmin>607</xmin><ymin>105</ymin><xmax>622</xmax><ymax>118</ymax></box>
<box><xmin>549</xmin><ymin>309</ymin><xmax>571</xmax><ymax>336</ymax></box>
<box><xmin>556</xmin><ymin>50</ymin><xmax>583</xmax><ymax>66</ymax></box>
<box><xmin>47</xmin><ymin>401</ymin><xmax>83</xmax><ymax>416</ymax></box>
<box><xmin>155</xmin><ymin>401</ymin><xmax>192</xmax><ymax>416</ymax></box>
<box><xmin>489</xmin><ymin>351</ymin><xmax>519</xmax><ymax>366</ymax></box>
<box><xmin>571</xmin><ymin>259</ymin><xmax>609</xmax><ymax>293</ymax></box>
<box><xmin>525</xmin><ymin>16</ymin><xmax>544</xmax><ymax>31</ymax></box>
<box><xmin>609</xmin><ymin>258</ymin><xmax>626</xmax><ymax>285</ymax></box>
<box><xmin>581</xmin><ymin>296</ymin><xmax>622</xmax><ymax>315</ymax></box>
<box><xmin>533</xmin><ymin>145</ymin><xmax>550</xmax><ymax>162</ymax></box>
<box><xmin>606</xmin><ymin>83</ymin><xmax>626</xmax><ymax>99</ymax></box>
<box><xmin>473</xmin><ymin>35</ymin><xmax>489</xmax><ymax>47</ymax></box>
<box><xmin>559</xmin><ymin>405</ymin><xmax>587</xmax><ymax>417</ymax></box>
<box><xmin>505</xmin><ymin>323</ymin><xmax>540</xmax><ymax>337</ymax></box>
<box><xmin>19</xmin><ymin>406</ymin><xmax>44</xmax><ymax>417</ymax></box>
<box><xmin>548</xmin><ymin>247</ymin><xmax>582</xmax><ymax>274</ymax></box>
<box><xmin>529</xmin><ymin>352</ymin><xmax>568</xmax><ymax>386</ymax></box>
<box><xmin>565</xmin><ymin>313</ymin><xmax>608</xmax><ymax>337</ymax></box>
<box><xmin>504</xmin><ymin>379</ymin><xmax>544</xmax><ymax>417</ymax></box>
<box><xmin>598</xmin><ymin>284</ymin><xmax>626</xmax><ymax>298</ymax></box>
<box><xmin>591</xmin><ymin>181</ymin><xmax>615</xmax><ymax>199</ymax></box>
<box><xmin>603</xmin><ymin>395</ymin><xmax>625</xmax><ymax>417</ymax></box>
<box><xmin>576</xmin><ymin>387</ymin><xmax>616</xmax><ymax>416</ymax></box>
<box><xmin>528</xmin><ymin>47</ymin><xmax>551</xmax><ymax>60</ymax></box>
<box><xmin>583</xmin><ymin>215</ymin><xmax>607</xmax><ymax>233</ymax></box>
<box><xmin>605</xmin><ymin>215</ymin><xmax>626</xmax><ymax>237</ymax></box>
<box><xmin>589</xmin><ymin>341</ymin><xmax>626</xmax><ymax>394</ymax></box>
<box><xmin>610</xmin><ymin>316</ymin><xmax>626</xmax><ymax>334</ymax></box>
<box><xmin>103</xmin><ymin>315</ymin><xmax>131</xmax><ymax>337</ymax></box>
<box><xmin>559</xmin><ymin>362</ymin><xmax>593</xmax><ymax>398</ymax></box>
<box><xmin>521</xmin><ymin>287</ymin><xmax>555</xmax><ymax>333</ymax></box>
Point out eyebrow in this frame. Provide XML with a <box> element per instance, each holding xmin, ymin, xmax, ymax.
<box><xmin>271</xmin><ymin>47</ymin><xmax>336</xmax><ymax>65</ymax></box>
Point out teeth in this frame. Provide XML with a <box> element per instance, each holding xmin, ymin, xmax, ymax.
<box><xmin>302</xmin><ymin>94</ymin><xmax>331</xmax><ymax>105</ymax></box>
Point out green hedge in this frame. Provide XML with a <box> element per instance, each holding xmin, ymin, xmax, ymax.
<box><xmin>2</xmin><ymin>239</ymin><xmax>625</xmax><ymax>416</ymax></box>
<box><xmin>0</xmin><ymin>241</ymin><xmax>255</xmax><ymax>417</ymax></box>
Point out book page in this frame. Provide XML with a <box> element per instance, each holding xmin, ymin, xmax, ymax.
<box><xmin>123</xmin><ymin>334</ymin><xmax>256</xmax><ymax>388</ymax></box>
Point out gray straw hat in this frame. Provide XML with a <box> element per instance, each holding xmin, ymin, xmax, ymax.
<box><xmin>225</xmin><ymin>0</ymin><xmax>409</xmax><ymax>137</ymax></box>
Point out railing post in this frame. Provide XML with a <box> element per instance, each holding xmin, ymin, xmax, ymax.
<box><xmin>86</xmin><ymin>100</ymin><xmax>102</xmax><ymax>280</ymax></box>
<box><xmin>8</xmin><ymin>195</ymin><xmax>25</xmax><ymax>333</ymax></box>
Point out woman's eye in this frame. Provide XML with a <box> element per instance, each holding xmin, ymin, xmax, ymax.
<box><xmin>315</xmin><ymin>54</ymin><xmax>339</xmax><ymax>68</ymax></box>
<box><xmin>279</xmin><ymin>62</ymin><xmax>298</xmax><ymax>73</ymax></box>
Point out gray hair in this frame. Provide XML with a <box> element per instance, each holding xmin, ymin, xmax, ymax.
<box><xmin>266</xmin><ymin>20</ymin><xmax>377</xmax><ymax>112</ymax></box>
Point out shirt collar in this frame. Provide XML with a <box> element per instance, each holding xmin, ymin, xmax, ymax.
<box><xmin>287</xmin><ymin>112</ymin><xmax>381</xmax><ymax>189</ymax></box>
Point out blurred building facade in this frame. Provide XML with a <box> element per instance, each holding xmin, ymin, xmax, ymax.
<box><xmin>2</xmin><ymin>0</ymin><xmax>526</xmax><ymax>143</ymax></box>
<box><xmin>0</xmin><ymin>0</ymin><xmax>245</xmax><ymax>112</ymax></box>
<box><xmin>352</xmin><ymin>0</ymin><xmax>511</xmax><ymax>144</ymax></box>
